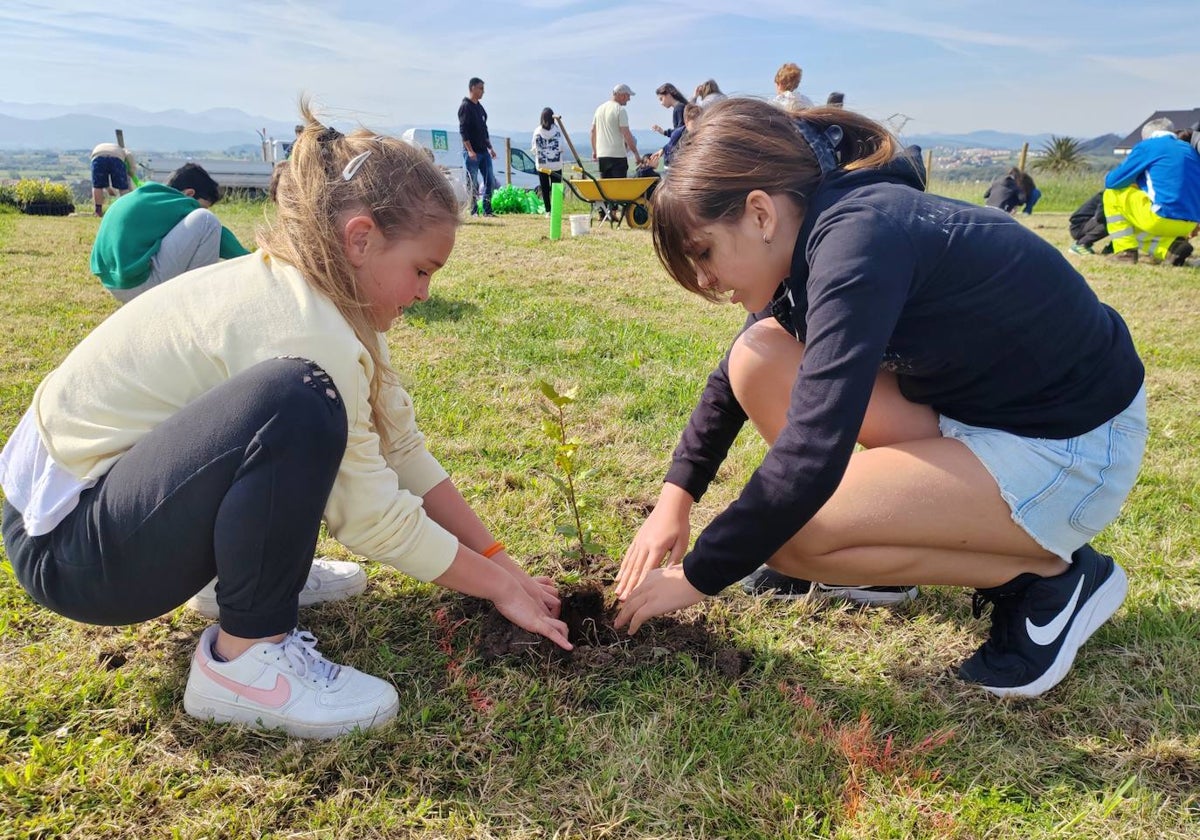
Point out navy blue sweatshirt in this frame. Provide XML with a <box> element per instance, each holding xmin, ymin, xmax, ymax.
<box><xmin>669</xmin><ymin>159</ymin><xmax>1145</xmax><ymax>596</ymax></box>
<box><xmin>457</xmin><ymin>97</ymin><xmax>491</xmax><ymax>154</ymax></box>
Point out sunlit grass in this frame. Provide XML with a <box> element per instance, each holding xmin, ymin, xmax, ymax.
<box><xmin>0</xmin><ymin>202</ymin><xmax>1197</xmax><ymax>839</ymax></box>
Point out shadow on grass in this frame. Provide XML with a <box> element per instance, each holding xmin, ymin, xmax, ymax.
<box><xmin>405</xmin><ymin>296</ymin><xmax>480</xmax><ymax>324</ymax></box>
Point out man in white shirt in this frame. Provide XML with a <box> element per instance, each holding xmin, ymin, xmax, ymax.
<box><xmin>590</xmin><ymin>83</ymin><xmax>640</xmax><ymax>178</ymax></box>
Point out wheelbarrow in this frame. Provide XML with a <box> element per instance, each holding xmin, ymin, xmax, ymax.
<box><xmin>565</xmin><ymin>173</ymin><xmax>658</xmax><ymax>229</ymax></box>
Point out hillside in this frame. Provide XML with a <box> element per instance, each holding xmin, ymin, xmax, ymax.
<box><xmin>1</xmin><ymin>101</ymin><xmax>1120</xmax><ymax>157</ymax></box>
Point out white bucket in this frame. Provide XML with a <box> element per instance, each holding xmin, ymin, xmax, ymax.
<box><xmin>569</xmin><ymin>214</ymin><xmax>590</xmax><ymax>236</ymax></box>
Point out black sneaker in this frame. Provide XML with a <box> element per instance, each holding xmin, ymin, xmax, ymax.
<box><xmin>1167</xmin><ymin>239</ymin><xmax>1193</xmax><ymax>267</ymax></box>
<box><xmin>740</xmin><ymin>566</ymin><xmax>812</xmax><ymax>599</ymax></box>
<box><xmin>740</xmin><ymin>566</ymin><xmax>918</xmax><ymax>606</ymax></box>
<box><xmin>958</xmin><ymin>545</ymin><xmax>1127</xmax><ymax>698</ymax></box>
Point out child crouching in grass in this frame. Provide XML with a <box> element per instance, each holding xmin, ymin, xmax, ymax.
<box><xmin>615</xmin><ymin>99</ymin><xmax>1146</xmax><ymax>699</ymax></box>
<box><xmin>1</xmin><ymin>101</ymin><xmax>571</xmax><ymax>739</ymax></box>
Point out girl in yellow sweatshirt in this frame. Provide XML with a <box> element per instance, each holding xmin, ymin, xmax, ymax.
<box><xmin>0</xmin><ymin>103</ymin><xmax>571</xmax><ymax>740</ymax></box>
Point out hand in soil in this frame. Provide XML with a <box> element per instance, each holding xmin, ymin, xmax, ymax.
<box><xmin>614</xmin><ymin>485</ymin><xmax>692</xmax><ymax>601</ymax></box>
<box><xmin>487</xmin><ymin>551</ymin><xmax>562</xmax><ymax>617</ymax></box>
<box><xmin>614</xmin><ymin>564</ymin><xmax>705</xmax><ymax>635</ymax></box>
<box><xmin>527</xmin><ymin>575</ymin><xmax>563</xmax><ymax>617</ymax></box>
<box><xmin>494</xmin><ymin>586</ymin><xmax>574</xmax><ymax>651</ymax></box>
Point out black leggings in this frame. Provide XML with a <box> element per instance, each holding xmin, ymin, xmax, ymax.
<box><xmin>537</xmin><ymin>170</ymin><xmax>563</xmax><ymax>212</ymax></box>
<box><xmin>2</xmin><ymin>358</ymin><xmax>347</xmax><ymax>638</ymax></box>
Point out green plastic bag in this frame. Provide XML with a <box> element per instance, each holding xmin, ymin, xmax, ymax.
<box><xmin>489</xmin><ymin>184</ymin><xmax>541</xmax><ymax>215</ymax></box>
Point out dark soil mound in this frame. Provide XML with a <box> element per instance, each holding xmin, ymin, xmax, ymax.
<box><xmin>460</xmin><ymin>582</ymin><xmax>750</xmax><ymax>678</ymax></box>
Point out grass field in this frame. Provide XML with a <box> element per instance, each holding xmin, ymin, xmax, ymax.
<box><xmin>1</xmin><ymin>194</ymin><xmax>1198</xmax><ymax>839</ymax></box>
<box><xmin>926</xmin><ymin>169</ymin><xmax>1104</xmax><ymax>213</ymax></box>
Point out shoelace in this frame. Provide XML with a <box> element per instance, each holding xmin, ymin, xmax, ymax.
<box><xmin>279</xmin><ymin>629</ymin><xmax>341</xmax><ymax>683</ymax></box>
<box><xmin>970</xmin><ymin>592</ymin><xmax>990</xmax><ymax>620</ymax></box>
<box><xmin>971</xmin><ymin>591</ymin><xmax>1013</xmax><ymax>649</ymax></box>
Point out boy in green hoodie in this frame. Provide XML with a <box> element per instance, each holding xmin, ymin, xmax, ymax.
<box><xmin>91</xmin><ymin>163</ymin><xmax>251</xmax><ymax>303</ymax></box>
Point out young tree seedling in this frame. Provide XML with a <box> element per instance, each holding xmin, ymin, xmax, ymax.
<box><xmin>536</xmin><ymin>380</ymin><xmax>601</xmax><ymax>565</ymax></box>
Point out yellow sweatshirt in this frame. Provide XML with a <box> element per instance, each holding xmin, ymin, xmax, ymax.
<box><xmin>30</xmin><ymin>252</ymin><xmax>458</xmax><ymax>581</ymax></box>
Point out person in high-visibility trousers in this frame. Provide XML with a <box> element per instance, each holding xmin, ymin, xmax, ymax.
<box><xmin>1103</xmin><ymin>118</ymin><xmax>1200</xmax><ymax>265</ymax></box>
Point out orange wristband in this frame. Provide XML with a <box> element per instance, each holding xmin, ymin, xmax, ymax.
<box><xmin>481</xmin><ymin>541</ymin><xmax>506</xmax><ymax>558</ymax></box>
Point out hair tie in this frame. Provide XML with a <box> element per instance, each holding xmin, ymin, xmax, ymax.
<box><xmin>317</xmin><ymin>126</ymin><xmax>345</xmax><ymax>145</ymax></box>
<box><xmin>793</xmin><ymin>119</ymin><xmax>843</xmax><ymax>175</ymax></box>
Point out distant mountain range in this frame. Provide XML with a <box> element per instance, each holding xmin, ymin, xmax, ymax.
<box><xmin>0</xmin><ymin>101</ymin><xmax>1121</xmax><ymax>156</ymax></box>
<box><xmin>0</xmin><ymin>101</ymin><xmax>302</xmax><ymax>152</ymax></box>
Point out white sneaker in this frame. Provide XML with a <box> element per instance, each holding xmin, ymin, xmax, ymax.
<box><xmin>187</xmin><ymin>557</ymin><xmax>367</xmax><ymax>619</ymax></box>
<box><xmin>183</xmin><ymin>625</ymin><xmax>399</xmax><ymax>739</ymax></box>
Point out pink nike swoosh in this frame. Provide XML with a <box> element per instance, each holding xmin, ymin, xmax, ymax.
<box><xmin>197</xmin><ymin>652</ymin><xmax>292</xmax><ymax>708</ymax></box>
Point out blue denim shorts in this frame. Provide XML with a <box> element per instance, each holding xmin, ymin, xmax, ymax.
<box><xmin>938</xmin><ymin>385</ymin><xmax>1147</xmax><ymax>561</ymax></box>
<box><xmin>91</xmin><ymin>155</ymin><xmax>130</xmax><ymax>190</ymax></box>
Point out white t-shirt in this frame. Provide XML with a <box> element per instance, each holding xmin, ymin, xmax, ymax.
<box><xmin>772</xmin><ymin>91</ymin><xmax>814</xmax><ymax>112</ymax></box>
<box><xmin>90</xmin><ymin>142</ymin><xmax>128</xmax><ymax>161</ymax></box>
<box><xmin>592</xmin><ymin>100</ymin><xmax>629</xmax><ymax>159</ymax></box>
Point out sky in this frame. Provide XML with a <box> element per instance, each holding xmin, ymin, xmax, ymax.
<box><xmin>4</xmin><ymin>0</ymin><xmax>1200</xmax><ymax>142</ymax></box>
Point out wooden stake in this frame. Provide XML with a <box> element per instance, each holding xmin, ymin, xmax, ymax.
<box><xmin>554</xmin><ymin>115</ymin><xmax>585</xmax><ymax>177</ymax></box>
<box><xmin>1018</xmin><ymin>142</ymin><xmax>1029</xmax><ymax>172</ymax></box>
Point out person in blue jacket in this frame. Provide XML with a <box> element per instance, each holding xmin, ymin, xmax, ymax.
<box><xmin>613</xmin><ymin>99</ymin><xmax>1147</xmax><ymax>699</ymax></box>
<box><xmin>1103</xmin><ymin>118</ymin><xmax>1200</xmax><ymax>265</ymax></box>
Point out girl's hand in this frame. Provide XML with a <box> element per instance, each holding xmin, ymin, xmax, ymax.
<box><xmin>491</xmin><ymin>551</ymin><xmax>561</xmax><ymax>617</ymax></box>
<box><xmin>614</xmin><ymin>485</ymin><xmax>693</xmax><ymax>601</ymax></box>
<box><xmin>493</xmin><ymin>583</ymin><xmax>573</xmax><ymax>651</ymax></box>
<box><xmin>613</xmin><ymin>565</ymin><xmax>705</xmax><ymax>635</ymax></box>
<box><xmin>517</xmin><ymin>571</ymin><xmax>561</xmax><ymax>617</ymax></box>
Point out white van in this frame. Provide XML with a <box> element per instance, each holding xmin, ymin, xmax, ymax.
<box><xmin>137</xmin><ymin>156</ymin><xmax>276</xmax><ymax>191</ymax></box>
<box><xmin>401</xmin><ymin>128</ymin><xmax>542</xmax><ymax>194</ymax></box>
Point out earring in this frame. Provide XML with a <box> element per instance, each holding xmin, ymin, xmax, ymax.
<box><xmin>762</xmin><ymin>235</ymin><xmax>772</xmax><ymax>245</ymax></box>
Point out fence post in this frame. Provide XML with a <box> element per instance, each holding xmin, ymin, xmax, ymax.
<box><xmin>505</xmin><ymin>137</ymin><xmax>512</xmax><ymax>186</ymax></box>
<box><xmin>1018</xmin><ymin>142</ymin><xmax>1029</xmax><ymax>172</ymax></box>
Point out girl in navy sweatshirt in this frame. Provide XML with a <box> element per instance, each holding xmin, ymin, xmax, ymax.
<box><xmin>613</xmin><ymin>99</ymin><xmax>1147</xmax><ymax>698</ymax></box>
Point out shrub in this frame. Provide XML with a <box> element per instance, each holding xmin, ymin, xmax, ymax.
<box><xmin>1033</xmin><ymin>136</ymin><xmax>1088</xmax><ymax>174</ymax></box>
<box><xmin>12</xmin><ymin>179</ymin><xmax>75</xmax><ymax>216</ymax></box>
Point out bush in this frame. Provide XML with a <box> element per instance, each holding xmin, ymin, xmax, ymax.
<box><xmin>13</xmin><ymin>179</ymin><xmax>75</xmax><ymax>216</ymax></box>
<box><xmin>0</xmin><ymin>184</ymin><xmax>17</xmax><ymax>208</ymax></box>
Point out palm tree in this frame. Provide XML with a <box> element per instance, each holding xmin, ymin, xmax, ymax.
<box><xmin>1033</xmin><ymin>136</ymin><xmax>1086</xmax><ymax>173</ymax></box>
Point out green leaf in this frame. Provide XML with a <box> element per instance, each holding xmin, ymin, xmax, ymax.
<box><xmin>536</xmin><ymin>379</ymin><xmax>560</xmax><ymax>402</ymax></box>
<box><xmin>556</xmin><ymin>524</ymin><xmax>579</xmax><ymax>537</ymax></box>
<box><xmin>536</xmin><ymin>379</ymin><xmax>576</xmax><ymax>407</ymax></box>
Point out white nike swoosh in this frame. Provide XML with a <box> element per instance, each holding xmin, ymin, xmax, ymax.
<box><xmin>1026</xmin><ymin>576</ymin><xmax>1085</xmax><ymax>646</ymax></box>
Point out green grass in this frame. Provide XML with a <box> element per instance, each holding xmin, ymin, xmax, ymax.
<box><xmin>928</xmin><ymin>169</ymin><xmax>1104</xmax><ymax>212</ymax></box>
<box><xmin>1</xmin><ymin>202</ymin><xmax>1198</xmax><ymax>839</ymax></box>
